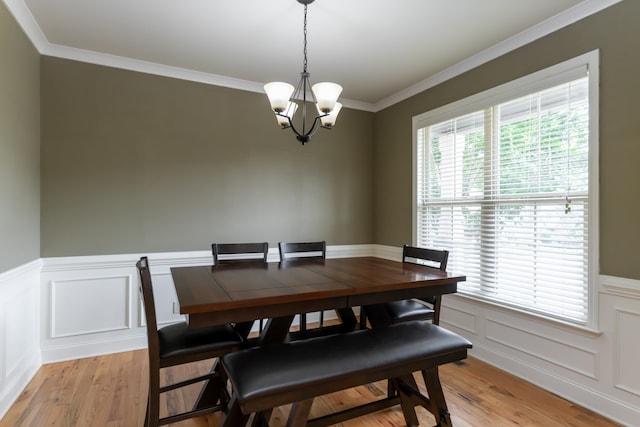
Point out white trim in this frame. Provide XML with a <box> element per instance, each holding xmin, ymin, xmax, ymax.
<box><xmin>0</xmin><ymin>259</ymin><xmax>42</xmax><ymax>285</ymax></box>
<box><xmin>601</xmin><ymin>275</ymin><xmax>640</xmax><ymax>299</ymax></box>
<box><xmin>2</xmin><ymin>0</ymin><xmax>621</xmax><ymax>112</ymax></box>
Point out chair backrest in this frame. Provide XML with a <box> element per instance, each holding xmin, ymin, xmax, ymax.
<box><xmin>402</xmin><ymin>245</ymin><xmax>449</xmax><ymax>271</ymax></box>
<box><xmin>212</xmin><ymin>242</ymin><xmax>269</xmax><ymax>264</ymax></box>
<box><xmin>136</xmin><ymin>256</ymin><xmax>160</xmax><ymax>359</ymax></box>
<box><xmin>278</xmin><ymin>241</ymin><xmax>326</xmax><ymax>261</ymax></box>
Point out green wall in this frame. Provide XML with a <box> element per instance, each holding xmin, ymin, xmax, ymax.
<box><xmin>40</xmin><ymin>58</ymin><xmax>374</xmax><ymax>256</ymax></box>
<box><xmin>373</xmin><ymin>0</ymin><xmax>640</xmax><ymax>279</ymax></box>
<box><xmin>0</xmin><ymin>2</ymin><xmax>40</xmax><ymax>272</ymax></box>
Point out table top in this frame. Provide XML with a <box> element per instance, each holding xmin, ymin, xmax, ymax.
<box><xmin>171</xmin><ymin>257</ymin><xmax>466</xmax><ymax>328</ymax></box>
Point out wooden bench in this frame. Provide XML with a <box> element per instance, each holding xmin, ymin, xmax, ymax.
<box><xmin>220</xmin><ymin>320</ymin><xmax>472</xmax><ymax>427</ymax></box>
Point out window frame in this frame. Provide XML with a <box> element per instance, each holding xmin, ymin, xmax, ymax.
<box><xmin>412</xmin><ymin>50</ymin><xmax>600</xmax><ymax>330</ymax></box>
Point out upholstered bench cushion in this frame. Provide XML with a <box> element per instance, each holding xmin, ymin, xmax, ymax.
<box><xmin>158</xmin><ymin>322</ymin><xmax>243</xmax><ymax>359</ymax></box>
<box><xmin>221</xmin><ymin>320</ymin><xmax>471</xmax><ymax>414</ymax></box>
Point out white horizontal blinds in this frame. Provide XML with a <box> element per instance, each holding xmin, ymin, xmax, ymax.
<box><xmin>417</xmin><ymin>111</ymin><xmax>486</xmax><ymax>294</ymax></box>
<box><xmin>416</xmin><ymin>75</ymin><xmax>590</xmax><ymax>324</ymax></box>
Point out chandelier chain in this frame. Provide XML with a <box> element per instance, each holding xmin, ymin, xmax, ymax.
<box><xmin>303</xmin><ymin>4</ymin><xmax>308</xmax><ymax>73</ymax></box>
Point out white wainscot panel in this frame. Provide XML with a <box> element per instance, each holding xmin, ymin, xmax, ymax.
<box><xmin>485</xmin><ymin>318</ymin><xmax>597</xmax><ymax>379</ymax></box>
<box><xmin>50</xmin><ymin>275</ymin><xmax>132</xmax><ymax>337</ymax></box>
<box><xmin>4</xmin><ymin>286</ymin><xmax>39</xmax><ymax>378</ymax></box>
<box><xmin>441</xmin><ymin>304</ymin><xmax>478</xmax><ymax>334</ymax></box>
<box><xmin>615</xmin><ymin>308</ymin><xmax>640</xmax><ymax>396</ymax></box>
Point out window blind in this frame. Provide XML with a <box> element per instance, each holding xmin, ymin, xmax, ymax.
<box><xmin>415</xmin><ymin>61</ymin><xmax>594</xmax><ymax>325</ymax></box>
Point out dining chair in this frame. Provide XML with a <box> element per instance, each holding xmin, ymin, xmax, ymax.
<box><xmin>212</xmin><ymin>242</ymin><xmax>269</xmax><ymax>333</ymax></box>
<box><xmin>278</xmin><ymin>241</ymin><xmax>326</xmax><ymax>333</ymax></box>
<box><xmin>136</xmin><ymin>256</ymin><xmax>243</xmax><ymax>427</ymax></box>
<box><xmin>360</xmin><ymin>245</ymin><xmax>449</xmax><ymax>328</ymax></box>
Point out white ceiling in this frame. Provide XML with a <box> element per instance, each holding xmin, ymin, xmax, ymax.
<box><xmin>5</xmin><ymin>0</ymin><xmax>621</xmax><ymax>111</ymax></box>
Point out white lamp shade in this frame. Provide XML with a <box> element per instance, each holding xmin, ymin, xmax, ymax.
<box><xmin>312</xmin><ymin>82</ymin><xmax>343</xmax><ymax>113</ymax></box>
<box><xmin>318</xmin><ymin>102</ymin><xmax>342</xmax><ymax>127</ymax></box>
<box><xmin>276</xmin><ymin>102</ymin><xmax>298</xmax><ymax>127</ymax></box>
<box><xmin>264</xmin><ymin>82</ymin><xmax>295</xmax><ymax>112</ymax></box>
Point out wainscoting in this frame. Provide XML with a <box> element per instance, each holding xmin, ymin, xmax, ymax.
<box><xmin>1</xmin><ymin>245</ymin><xmax>639</xmax><ymax>425</ymax></box>
<box><xmin>0</xmin><ymin>260</ymin><xmax>41</xmax><ymax>419</ymax></box>
<box><xmin>442</xmin><ymin>275</ymin><xmax>640</xmax><ymax>425</ymax></box>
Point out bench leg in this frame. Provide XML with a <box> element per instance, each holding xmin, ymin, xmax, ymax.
<box><xmin>392</xmin><ymin>375</ymin><xmax>419</xmax><ymax>427</ymax></box>
<box><xmin>219</xmin><ymin>395</ymin><xmax>250</xmax><ymax>427</ymax></box>
<box><xmin>421</xmin><ymin>367</ymin><xmax>452</xmax><ymax>427</ymax></box>
<box><xmin>286</xmin><ymin>399</ymin><xmax>314</xmax><ymax>427</ymax></box>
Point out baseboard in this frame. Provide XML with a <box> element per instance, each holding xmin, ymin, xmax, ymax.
<box><xmin>42</xmin><ymin>335</ymin><xmax>149</xmax><ymax>364</ymax></box>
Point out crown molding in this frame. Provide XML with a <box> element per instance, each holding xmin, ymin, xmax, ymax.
<box><xmin>373</xmin><ymin>0</ymin><xmax>622</xmax><ymax>111</ymax></box>
<box><xmin>4</xmin><ymin>0</ymin><xmax>622</xmax><ymax>113</ymax></box>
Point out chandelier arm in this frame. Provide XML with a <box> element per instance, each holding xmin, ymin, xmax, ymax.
<box><xmin>275</xmin><ymin>111</ymin><xmax>325</xmax><ymax>145</ymax></box>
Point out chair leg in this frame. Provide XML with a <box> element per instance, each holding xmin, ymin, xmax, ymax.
<box><xmin>192</xmin><ymin>360</ymin><xmax>227</xmax><ymax>410</ymax></box>
<box><xmin>219</xmin><ymin>395</ymin><xmax>250</xmax><ymax>427</ymax></box>
<box><xmin>286</xmin><ymin>399</ymin><xmax>314</xmax><ymax>427</ymax></box>
<box><xmin>319</xmin><ymin>311</ymin><xmax>324</xmax><ymax>328</ymax></box>
<box><xmin>147</xmin><ymin>371</ymin><xmax>160</xmax><ymax>427</ymax></box>
<box><xmin>144</xmin><ymin>396</ymin><xmax>150</xmax><ymax>427</ymax></box>
<box><xmin>251</xmin><ymin>409</ymin><xmax>273</xmax><ymax>427</ymax></box>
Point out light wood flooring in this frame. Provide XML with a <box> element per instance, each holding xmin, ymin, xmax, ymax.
<box><xmin>0</xmin><ymin>348</ymin><xmax>621</xmax><ymax>427</ymax></box>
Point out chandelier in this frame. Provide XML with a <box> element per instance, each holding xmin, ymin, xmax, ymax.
<box><xmin>264</xmin><ymin>0</ymin><xmax>342</xmax><ymax>145</ymax></box>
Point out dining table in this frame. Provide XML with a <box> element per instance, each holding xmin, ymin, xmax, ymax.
<box><xmin>170</xmin><ymin>256</ymin><xmax>466</xmax><ymax>424</ymax></box>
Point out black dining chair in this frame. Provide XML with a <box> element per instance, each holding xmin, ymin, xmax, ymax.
<box><xmin>360</xmin><ymin>245</ymin><xmax>449</xmax><ymax>328</ymax></box>
<box><xmin>278</xmin><ymin>241</ymin><xmax>327</xmax><ymax>333</ymax></box>
<box><xmin>212</xmin><ymin>242</ymin><xmax>269</xmax><ymax>334</ymax></box>
<box><xmin>136</xmin><ymin>256</ymin><xmax>243</xmax><ymax>427</ymax></box>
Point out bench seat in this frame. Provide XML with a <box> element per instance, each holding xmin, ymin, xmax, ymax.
<box><xmin>220</xmin><ymin>320</ymin><xmax>472</xmax><ymax>427</ymax></box>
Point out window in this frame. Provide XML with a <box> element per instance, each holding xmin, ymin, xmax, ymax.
<box><xmin>413</xmin><ymin>51</ymin><xmax>598</xmax><ymax>327</ymax></box>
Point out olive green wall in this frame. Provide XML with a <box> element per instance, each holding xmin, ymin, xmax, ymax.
<box><xmin>373</xmin><ymin>0</ymin><xmax>640</xmax><ymax>279</ymax></box>
<box><xmin>40</xmin><ymin>57</ymin><xmax>374</xmax><ymax>256</ymax></box>
<box><xmin>0</xmin><ymin>2</ymin><xmax>40</xmax><ymax>272</ymax></box>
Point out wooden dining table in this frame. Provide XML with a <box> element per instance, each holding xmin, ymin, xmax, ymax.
<box><xmin>170</xmin><ymin>256</ymin><xmax>466</xmax><ymax>425</ymax></box>
<box><xmin>171</xmin><ymin>256</ymin><xmax>465</xmax><ymax>338</ymax></box>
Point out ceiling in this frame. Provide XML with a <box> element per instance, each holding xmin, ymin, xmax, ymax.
<box><xmin>6</xmin><ymin>0</ymin><xmax>620</xmax><ymax>111</ymax></box>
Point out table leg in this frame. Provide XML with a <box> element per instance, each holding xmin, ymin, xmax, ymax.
<box><xmin>234</xmin><ymin>320</ymin><xmax>256</xmax><ymax>340</ymax></box>
<box><xmin>256</xmin><ymin>315</ymin><xmax>295</xmax><ymax>346</ymax></box>
<box><xmin>335</xmin><ymin>308</ymin><xmax>358</xmax><ymax>330</ymax></box>
<box><xmin>361</xmin><ymin>303</ymin><xmax>393</xmax><ymax>328</ymax></box>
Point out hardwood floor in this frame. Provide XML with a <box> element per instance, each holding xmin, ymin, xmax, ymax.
<box><xmin>0</xmin><ymin>349</ymin><xmax>620</xmax><ymax>427</ymax></box>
